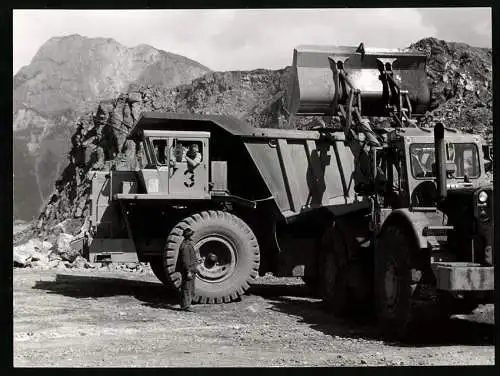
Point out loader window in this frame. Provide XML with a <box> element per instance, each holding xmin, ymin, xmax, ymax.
<box><xmin>410</xmin><ymin>143</ymin><xmax>480</xmax><ymax>179</ymax></box>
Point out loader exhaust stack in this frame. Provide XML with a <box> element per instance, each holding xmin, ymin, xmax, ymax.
<box><xmin>434</xmin><ymin>122</ymin><xmax>447</xmax><ymax>201</ymax></box>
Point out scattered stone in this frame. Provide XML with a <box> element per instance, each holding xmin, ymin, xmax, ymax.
<box><xmin>48</xmin><ymin>259</ymin><xmax>61</xmax><ymax>268</ymax></box>
<box><xmin>56</xmin><ymin>261</ymin><xmax>68</xmax><ymax>270</ymax></box>
<box><xmin>48</xmin><ymin>251</ymin><xmax>62</xmax><ymax>262</ymax></box>
<box><xmin>30</xmin><ymin>251</ymin><xmax>49</xmax><ymax>264</ymax></box>
<box><xmin>72</xmin><ymin>256</ymin><xmax>90</xmax><ymax>269</ymax></box>
<box><xmin>13</xmin><ymin>238</ymin><xmax>48</xmax><ymax>267</ymax></box>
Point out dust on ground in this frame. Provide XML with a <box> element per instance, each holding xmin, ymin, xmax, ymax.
<box><xmin>13</xmin><ymin>268</ymin><xmax>494</xmax><ymax>367</ymax></box>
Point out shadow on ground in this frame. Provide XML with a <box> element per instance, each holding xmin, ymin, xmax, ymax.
<box><xmin>32</xmin><ymin>273</ymin><xmax>181</xmax><ymax>309</ymax></box>
<box><xmin>33</xmin><ymin>274</ymin><xmax>494</xmax><ymax>346</ymax></box>
<box><xmin>264</xmin><ymin>293</ymin><xmax>495</xmax><ymax>347</ymax></box>
<box><xmin>249</xmin><ymin>282</ymin><xmax>314</xmax><ymax>298</ymax></box>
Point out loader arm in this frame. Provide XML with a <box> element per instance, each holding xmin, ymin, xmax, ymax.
<box><xmin>288</xmin><ymin>43</ymin><xmax>431</xmax><ymax>197</ymax></box>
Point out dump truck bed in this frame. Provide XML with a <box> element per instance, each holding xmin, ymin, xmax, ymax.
<box><xmin>130</xmin><ymin>113</ymin><xmax>365</xmax><ymax>220</ymax></box>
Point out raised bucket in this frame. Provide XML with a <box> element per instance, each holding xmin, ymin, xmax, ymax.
<box><xmin>287</xmin><ymin>44</ymin><xmax>431</xmax><ymax>118</ymax></box>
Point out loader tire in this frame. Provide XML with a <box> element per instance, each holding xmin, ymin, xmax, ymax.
<box><xmin>302</xmin><ymin>277</ymin><xmax>320</xmax><ymax>296</ymax></box>
<box><xmin>320</xmin><ymin>224</ymin><xmax>353</xmax><ymax>317</ymax></box>
<box><xmin>374</xmin><ymin>224</ymin><xmax>428</xmax><ymax>340</ymax></box>
<box><xmin>164</xmin><ymin>210</ymin><xmax>260</xmax><ymax>304</ymax></box>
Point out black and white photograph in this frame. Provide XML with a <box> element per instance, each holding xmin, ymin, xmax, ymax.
<box><xmin>12</xmin><ymin>7</ymin><xmax>494</xmax><ymax>367</ymax></box>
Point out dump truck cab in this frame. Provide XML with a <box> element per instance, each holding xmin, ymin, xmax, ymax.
<box><xmin>136</xmin><ymin>130</ymin><xmax>210</xmax><ymax>198</ymax></box>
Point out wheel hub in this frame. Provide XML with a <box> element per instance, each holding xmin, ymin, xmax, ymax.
<box><xmin>195</xmin><ymin>236</ymin><xmax>236</xmax><ymax>282</ymax></box>
<box><xmin>205</xmin><ymin>253</ymin><xmax>218</xmax><ymax>268</ymax></box>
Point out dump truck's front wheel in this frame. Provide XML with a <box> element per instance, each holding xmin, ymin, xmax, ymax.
<box><xmin>164</xmin><ymin>210</ymin><xmax>260</xmax><ymax>304</ymax></box>
<box><xmin>374</xmin><ymin>224</ymin><xmax>427</xmax><ymax>340</ymax></box>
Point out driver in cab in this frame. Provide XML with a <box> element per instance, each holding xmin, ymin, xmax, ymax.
<box><xmin>170</xmin><ymin>141</ymin><xmax>203</xmax><ymax>171</ymax></box>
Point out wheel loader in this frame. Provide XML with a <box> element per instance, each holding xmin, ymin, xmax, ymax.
<box><xmin>85</xmin><ymin>43</ymin><xmax>494</xmax><ymax>338</ymax></box>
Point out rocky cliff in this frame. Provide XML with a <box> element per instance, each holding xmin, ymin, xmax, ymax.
<box><xmin>16</xmin><ymin>37</ymin><xmax>492</xmax><ymax>244</ymax></box>
<box><xmin>13</xmin><ymin>34</ymin><xmax>211</xmax><ymax>221</ymax></box>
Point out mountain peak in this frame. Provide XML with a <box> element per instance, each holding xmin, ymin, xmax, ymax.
<box><xmin>14</xmin><ymin>35</ymin><xmax>211</xmax><ymax>116</ymax></box>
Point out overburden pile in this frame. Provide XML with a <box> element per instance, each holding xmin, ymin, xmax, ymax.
<box><xmin>14</xmin><ymin>37</ymin><xmax>493</xmax><ymax>269</ymax></box>
<box><xmin>411</xmin><ymin>38</ymin><xmax>492</xmax><ymax>141</ymax></box>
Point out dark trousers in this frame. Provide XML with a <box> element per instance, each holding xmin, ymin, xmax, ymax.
<box><xmin>180</xmin><ymin>274</ymin><xmax>195</xmax><ymax>309</ymax></box>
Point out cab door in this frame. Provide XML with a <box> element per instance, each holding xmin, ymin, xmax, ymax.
<box><xmin>168</xmin><ymin>137</ymin><xmax>209</xmax><ymax>198</ymax></box>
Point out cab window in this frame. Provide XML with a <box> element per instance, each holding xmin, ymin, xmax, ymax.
<box><xmin>410</xmin><ymin>143</ymin><xmax>480</xmax><ymax>179</ymax></box>
<box><xmin>151</xmin><ymin>139</ymin><xmax>168</xmax><ymax>166</ymax></box>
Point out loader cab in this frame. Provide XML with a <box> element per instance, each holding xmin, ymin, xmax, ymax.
<box><xmin>381</xmin><ymin>128</ymin><xmax>489</xmax><ymax>209</ymax></box>
<box><xmin>138</xmin><ymin>130</ymin><xmax>210</xmax><ymax>198</ymax></box>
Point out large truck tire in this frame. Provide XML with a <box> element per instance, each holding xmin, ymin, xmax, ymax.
<box><xmin>374</xmin><ymin>224</ymin><xmax>430</xmax><ymax>340</ymax></box>
<box><xmin>163</xmin><ymin>210</ymin><xmax>260</xmax><ymax>304</ymax></box>
<box><xmin>149</xmin><ymin>257</ymin><xmax>175</xmax><ymax>288</ymax></box>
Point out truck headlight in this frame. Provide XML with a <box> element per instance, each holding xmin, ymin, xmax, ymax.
<box><xmin>478</xmin><ymin>191</ymin><xmax>488</xmax><ymax>203</ymax></box>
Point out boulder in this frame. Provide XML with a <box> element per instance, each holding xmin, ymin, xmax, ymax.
<box><xmin>54</xmin><ymin>219</ymin><xmax>84</xmax><ymax>235</ymax></box>
<box><xmin>56</xmin><ymin>233</ymin><xmax>81</xmax><ymax>262</ymax></box>
<box><xmin>56</xmin><ymin>261</ymin><xmax>69</xmax><ymax>270</ymax></box>
<box><xmin>48</xmin><ymin>249</ymin><xmax>62</xmax><ymax>261</ymax></box>
<box><xmin>31</xmin><ymin>251</ymin><xmax>49</xmax><ymax>264</ymax></box>
<box><xmin>48</xmin><ymin>259</ymin><xmax>61</xmax><ymax>268</ymax></box>
<box><xmin>72</xmin><ymin>255</ymin><xmax>91</xmax><ymax>269</ymax></box>
<box><xmin>56</xmin><ymin>233</ymin><xmax>74</xmax><ymax>252</ymax></box>
<box><xmin>13</xmin><ymin>238</ymin><xmax>49</xmax><ymax>267</ymax></box>
<box><xmin>128</xmin><ymin>92</ymin><xmax>142</xmax><ymax>103</ymax></box>
<box><xmin>42</xmin><ymin>241</ymin><xmax>53</xmax><ymax>251</ymax></box>
<box><xmin>60</xmin><ymin>249</ymin><xmax>80</xmax><ymax>263</ymax></box>
<box><xmin>13</xmin><ymin>247</ymin><xmax>32</xmax><ymax>267</ymax></box>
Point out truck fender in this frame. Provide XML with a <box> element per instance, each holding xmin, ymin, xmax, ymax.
<box><xmin>379</xmin><ymin>209</ymin><xmax>434</xmax><ymax>250</ymax></box>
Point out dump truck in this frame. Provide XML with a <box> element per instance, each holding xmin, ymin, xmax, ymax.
<box><xmin>86</xmin><ymin>44</ymin><xmax>494</xmax><ymax>338</ymax></box>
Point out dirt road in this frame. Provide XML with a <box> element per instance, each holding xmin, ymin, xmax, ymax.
<box><xmin>13</xmin><ymin>268</ymin><xmax>494</xmax><ymax>367</ymax></box>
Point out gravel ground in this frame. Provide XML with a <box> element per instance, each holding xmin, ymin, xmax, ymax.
<box><xmin>13</xmin><ymin>268</ymin><xmax>495</xmax><ymax>367</ymax></box>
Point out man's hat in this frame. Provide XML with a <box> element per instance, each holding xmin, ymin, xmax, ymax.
<box><xmin>183</xmin><ymin>228</ymin><xmax>194</xmax><ymax>237</ymax></box>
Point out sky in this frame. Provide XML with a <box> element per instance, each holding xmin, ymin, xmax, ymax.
<box><xmin>12</xmin><ymin>8</ymin><xmax>492</xmax><ymax>74</ymax></box>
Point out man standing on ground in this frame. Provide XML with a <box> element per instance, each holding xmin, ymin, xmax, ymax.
<box><xmin>179</xmin><ymin>228</ymin><xmax>198</xmax><ymax>311</ymax></box>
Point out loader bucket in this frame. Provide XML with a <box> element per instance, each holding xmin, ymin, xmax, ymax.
<box><xmin>287</xmin><ymin>44</ymin><xmax>431</xmax><ymax>117</ymax></box>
